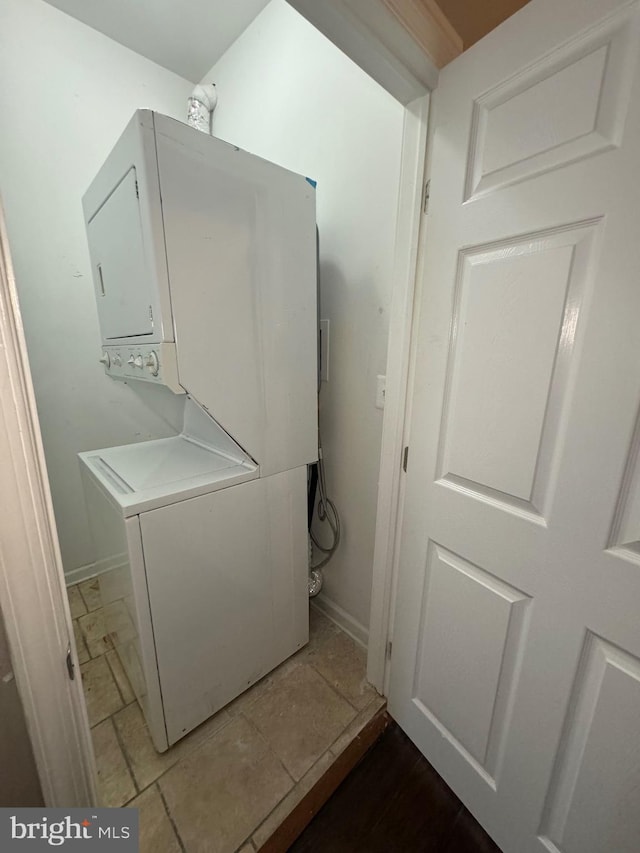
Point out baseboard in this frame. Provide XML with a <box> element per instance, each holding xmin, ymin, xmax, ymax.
<box><xmin>64</xmin><ymin>563</ymin><xmax>98</xmax><ymax>587</ymax></box>
<box><xmin>311</xmin><ymin>594</ymin><xmax>369</xmax><ymax>649</ymax></box>
<box><xmin>65</xmin><ymin>553</ymin><xmax>128</xmax><ymax>587</ymax></box>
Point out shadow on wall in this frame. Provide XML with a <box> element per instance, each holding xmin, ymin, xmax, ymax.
<box><xmin>0</xmin><ymin>610</ymin><xmax>43</xmax><ymax>806</ymax></box>
<box><xmin>314</xmin><ymin>257</ymin><xmax>389</xmax><ymax>630</ymax></box>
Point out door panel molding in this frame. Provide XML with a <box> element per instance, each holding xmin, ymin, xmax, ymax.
<box><xmin>413</xmin><ymin>542</ymin><xmax>531</xmax><ymax>787</ymax></box>
<box><xmin>539</xmin><ymin>633</ymin><xmax>640</xmax><ymax>853</ymax></box>
<box><xmin>465</xmin><ymin>4</ymin><xmax>639</xmax><ymax>201</ymax></box>
<box><xmin>608</xmin><ymin>401</ymin><xmax>640</xmax><ymax>557</ymax></box>
<box><xmin>436</xmin><ymin>219</ymin><xmax>602</xmax><ymax>523</ymax></box>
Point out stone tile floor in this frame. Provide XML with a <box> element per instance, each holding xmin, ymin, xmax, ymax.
<box><xmin>69</xmin><ymin>578</ymin><xmax>385</xmax><ymax>853</ymax></box>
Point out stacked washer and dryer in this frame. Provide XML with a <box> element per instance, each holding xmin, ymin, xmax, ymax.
<box><xmin>80</xmin><ymin>110</ymin><xmax>317</xmax><ymax>752</ymax></box>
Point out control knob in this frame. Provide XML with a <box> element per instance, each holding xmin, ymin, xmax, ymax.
<box><xmin>145</xmin><ymin>351</ymin><xmax>159</xmax><ymax>376</ymax></box>
<box><xmin>99</xmin><ymin>352</ymin><xmax>111</xmax><ymax>369</ymax></box>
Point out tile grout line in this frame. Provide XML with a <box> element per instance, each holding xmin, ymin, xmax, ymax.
<box><xmin>77</xmin><ymin>579</ymin><xmax>102</xmax><ymax>614</ymax></box>
<box><xmin>158</xmin><ymin>784</ymin><xmax>188</xmax><ymax>853</ymax></box>
<box><xmin>73</xmin><ymin>618</ymin><xmax>90</xmax><ymax>661</ymax></box>
<box><xmin>234</xmin><ymin>831</ymin><xmax>258</xmax><ymax>853</ymax></box>
<box><xmin>70</xmin><ymin>583</ymin><xmax>88</xmax><ymax>617</ymax></box>
<box><xmin>325</xmin><ymin>697</ymin><xmax>385</xmax><ymax>757</ymax></box>
<box><xmin>305</xmin><ymin>657</ymin><xmax>365</xmax><ymax>715</ymax></box>
<box><xmin>77</xmin><ymin>586</ymin><xmax>97</xmax><ymax>615</ymax></box>
<box><xmin>90</xmin><ymin>717</ymin><xmax>135</xmax><ymax>808</ymax></box>
<box><xmin>104</xmin><ymin>650</ymin><xmax>128</xmax><ymax>708</ymax></box>
<box><xmin>233</xmin><ymin>632</ymin><xmax>377</xmax><ymax>801</ymax></box>
<box><xmin>118</xmin><ymin>710</ymin><xmax>237</xmax><ymax>806</ymax></box>
<box><xmin>237</xmin><ymin>709</ymin><xmax>297</xmax><ymax>786</ymax></box>
<box><xmin>237</xmin><ymin>695</ymin><xmax>382</xmax><ymax>846</ymax></box>
<box><xmin>231</xmin><ymin>708</ymin><xmax>322</xmax><ymax>846</ymax></box>
<box><xmin>89</xmin><ymin>662</ymin><xmax>215</xmax><ymax>844</ymax></box>
<box><xmin>109</xmin><ymin>708</ymin><xmax>140</xmax><ymax>801</ymax></box>
<box><xmin>83</xmin><ymin>647</ymin><xmax>126</xmax><ymax>726</ymax></box>
<box><xmin>78</xmin><ymin>613</ymin><xmax>113</xmax><ymax>661</ymax></box>
<box><xmin>248</xmin><ymin>746</ymin><xmax>334</xmax><ymax>849</ymax></box>
<box><xmin>68</xmin><ymin>590</ymin><xmax>88</xmax><ymax>620</ymax></box>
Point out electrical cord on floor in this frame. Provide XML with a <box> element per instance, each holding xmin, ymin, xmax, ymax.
<box><xmin>310</xmin><ymin>443</ymin><xmax>341</xmax><ymax>570</ymax></box>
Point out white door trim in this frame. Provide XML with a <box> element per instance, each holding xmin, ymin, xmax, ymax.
<box><xmin>367</xmin><ymin>93</ymin><xmax>430</xmax><ymax>692</ymax></box>
<box><xmin>0</xmin><ymin>200</ymin><xmax>96</xmax><ymax>807</ymax></box>
<box><xmin>286</xmin><ymin>0</ymin><xmax>442</xmax><ymax>101</ymax></box>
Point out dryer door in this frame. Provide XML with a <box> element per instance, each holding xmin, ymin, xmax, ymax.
<box><xmin>87</xmin><ymin>167</ymin><xmax>156</xmax><ymax>340</ymax></box>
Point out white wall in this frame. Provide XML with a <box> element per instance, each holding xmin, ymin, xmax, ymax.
<box><xmin>204</xmin><ymin>0</ymin><xmax>404</xmax><ymax>634</ymax></box>
<box><xmin>0</xmin><ymin>0</ymin><xmax>192</xmax><ymax>580</ymax></box>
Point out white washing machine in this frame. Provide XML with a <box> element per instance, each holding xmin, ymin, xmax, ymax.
<box><xmin>79</xmin><ymin>111</ymin><xmax>317</xmax><ymax>751</ymax></box>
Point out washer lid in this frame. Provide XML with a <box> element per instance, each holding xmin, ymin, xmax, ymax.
<box><xmin>99</xmin><ymin>437</ymin><xmax>242</xmax><ymax>491</ymax></box>
<box><xmin>79</xmin><ymin>435</ymin><xmax>258</xmax><ymax>517</ymax></box>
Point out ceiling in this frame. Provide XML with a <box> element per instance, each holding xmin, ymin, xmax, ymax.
<box><xmin>42</xmin><ymin>0</ymin><xmax>271</xmax><ymax>82</ymax></box>
<box><xmin>41</xmin><ymin>0</ymin><xmax>530</xmax><ymax>89</ymax></box>
<box><xmin>433</xmin><ymin>0</ymin><xmax>530</xmax><ymax>49</ymax></box>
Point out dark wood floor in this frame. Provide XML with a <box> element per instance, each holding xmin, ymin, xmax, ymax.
<box><xmin>290</xmin><ymin>723</ymin><xmax>503</xmax><ymax>853</ymax></box>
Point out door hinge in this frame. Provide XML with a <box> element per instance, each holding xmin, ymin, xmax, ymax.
<box><xmin>386</xmin><ymin>640</ymin><xmax>393</xmax><ymax>660</ymax></box>
<box><xmin>135</xmin><ymin>180</ymin><xmax>139</xmax><ymax>198</ymax></box>
<box><xmin>402</xmin><ymin>446</ymin><xmax>409</xmax><ymax>472</ymax></box>
<box><xmin>423</xmin><ymin>179</ymin><xmax>430</xmax><ymax>214</ymax></box>
<box><xmin>66</xmin><ymin>644</ymin><xmax>75</xmax><ymax>681</ymax></box>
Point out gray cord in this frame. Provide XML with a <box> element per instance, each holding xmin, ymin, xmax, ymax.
<box><xmin>310</xmin><ymin>443</ymin><xmax>341</xmax><ymax>569</ymax></box>
<box><xmin>311</xmin><ymin>230</ymin><xmax>340</xmax><ymax>570</ymax></box>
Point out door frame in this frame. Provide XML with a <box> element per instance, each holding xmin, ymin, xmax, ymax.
<box><xmin>287</xmin><ymin>0</ymin><xmax>457</xmax><ymax>100</ymax></box>
<box><xmin>0</xmin><ymin>6</ymin><xmax>436</xmax><ymax>804</ymax></box>
<box><xmin>367</xmin><ymin>93</ymin><xmax>430</xmax><ymax>691</ymax></box>
<box><xmin>0</xmin><ymin>199</ymin><xmax>96</xmax><ymax>806</ymax></box>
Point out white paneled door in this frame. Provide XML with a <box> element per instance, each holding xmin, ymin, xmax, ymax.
<box><xmin>388</xmin><ymin>1</ymin><xmax>640</xmax><ymax>852</ymax></box>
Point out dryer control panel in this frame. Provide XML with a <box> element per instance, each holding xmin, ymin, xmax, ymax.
<box><xmin>99</xmin><ymin>342</ymin><xmax>184</xmax><ymax>394</ymax></box>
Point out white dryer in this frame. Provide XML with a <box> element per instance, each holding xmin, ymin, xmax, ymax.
<box><xmin>79</xmin><ymin>111</ymin><xmax>317</xmax><ymax>751</ymax></box>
